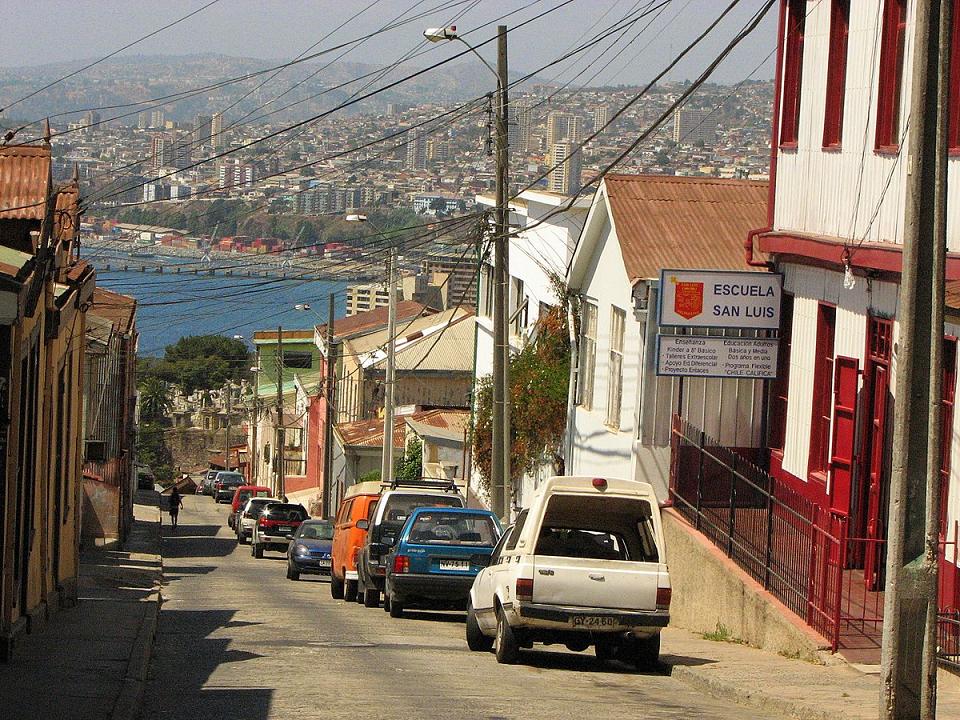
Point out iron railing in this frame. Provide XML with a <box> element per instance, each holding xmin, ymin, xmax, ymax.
<box><xmin>939</xmin><ymin>610</ymin><xmax>960</xmax><ymax>672</ymax></box>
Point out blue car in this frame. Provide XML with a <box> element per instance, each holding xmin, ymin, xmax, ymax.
<box><xmin>383</xmin><ymin>507</ymin><xmax>502</xmax><ymax>618</ymax></box>
<box><xmin>286</xmin><ymin>519</ymin><xmax>334</xmax><ymax>581</ymax></box>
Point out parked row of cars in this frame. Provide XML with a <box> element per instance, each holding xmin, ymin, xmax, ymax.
<box><xmin>205</xmin><ymin>471</ymin><xmax>673</xmax><ymax>669</ymax></box>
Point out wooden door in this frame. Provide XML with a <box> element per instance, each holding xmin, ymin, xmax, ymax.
<box><xmin>829</xmin><ymin>357</ymin><xmax>859</xmax><ymax>516</ymax></box>
<box><xmin>864</xmin><ymin>362</ymin><xmax>889</xmax><ymax>589</ymax></box>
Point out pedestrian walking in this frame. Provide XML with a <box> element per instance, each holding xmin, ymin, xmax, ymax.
<box><xmin>169</xmin><ymin>485</ymin><xmax>184</xmax><ymax>529</ymax></box>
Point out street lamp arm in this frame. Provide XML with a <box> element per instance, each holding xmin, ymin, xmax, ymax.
<box><xmin>454</xmin><ymin>37</ymin><xmax>501</xmax><ymax>88</ymax></box>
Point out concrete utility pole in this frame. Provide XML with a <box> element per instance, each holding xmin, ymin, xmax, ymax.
<box><xmin>492</xmin><ymin>24</ymin><xmax>511</xmax><ymax>519</ymax></box>
<box><xmin>251</xmin><ymin>348</ymin><xmax>260</xmax><ymax>483</ymax></box>
<box><xmin>381</xmin><ymin>245</ymin><xmax>398</xmax><ymax>486</ymax></box>
<box><xmin>322</xmin><ymin>292</ymin><xmax>338</xmax><ymax>518</ymax></box>
<box><xmin>275</xmin><ymin>325</ymin><xmax>285</xmax><ymax>499</ymax></box>
<box><xmin>880</xmin><ymin>2</ymin><xmax>951</xmax><ymax>718</ymax></box>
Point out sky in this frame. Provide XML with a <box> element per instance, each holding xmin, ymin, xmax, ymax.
<box><xmin>1</xmin><ymin>0</ymin><xmax>778</xmax><ymax>86</ymax></box>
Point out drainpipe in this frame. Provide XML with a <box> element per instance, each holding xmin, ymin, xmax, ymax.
<box><xmin>745</xmin><ymin>0</ymin><xmax>787</xmax><ymax>269</ymax></box>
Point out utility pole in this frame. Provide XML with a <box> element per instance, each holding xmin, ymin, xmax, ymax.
<box><xmin>322</xmin><ymin>292</ymin><xmax>338</xmax><ymax>518</ymax></box>
<box><xmin>251</xmin><ymin>348</ymin><xmax>260</xmax><ymax>483</ymax></box>
<box><xmin>275</xmin><ymin>325</ymin><xmax>285</xmax><ymax>499</ymax></box>
<box><xmin>491</xmin><ymin>24</ymin><xmax>511</xmax><ymax>519</ymax></box>
<box><xmin>224</xmin><ymin>383</ymin><xmax>232</xmax><ymax>471</ymax></box>
<box><xmin>880</xmin><ymin>2</ymin><xmax>951</xmax><ymax>718</ymax></box>
<box><xmin>381</xmin><ymin>245</ymin><xmax>398</xmax><ymax>486</ymax></box>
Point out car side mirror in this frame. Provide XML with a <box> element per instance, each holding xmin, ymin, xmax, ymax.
<box><xmin>356</xmin><ymin>519</ymin><xmax>369</xmax><ymax>530</ymax></box>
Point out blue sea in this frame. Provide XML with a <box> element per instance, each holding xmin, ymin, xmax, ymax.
<box><xmin>83</xmin><ymin>249</ymin><xmax>350</xmax><ymax>356</ymax></box>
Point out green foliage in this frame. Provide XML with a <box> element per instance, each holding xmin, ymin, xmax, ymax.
<box><xmin>472</xmin><ymin>300</ymin><xmax>571</xmax><ymax>494</ymax></box>
<box><xmin>137</xmin><ymin>420</ymin><xmax>174</xmax><ymax>483</ymax></box>
<box><xmin>358</xmin><ymin>469</ymin><xmax>382</xmax><ymax>483</ymax></box>
<box><xmin>395</xmin><ymin>438</ymin><xmax>423</xmax><ymax>482</ymax></box>
<box><xmin>138</xmin><ymin>376</ymin><xmax>171</xmax><ymax>422</ymax></box>
<box><xmin>138</xmin><ymin>335</ymin><xmax>251</xmax><ymax>395</ymax></box>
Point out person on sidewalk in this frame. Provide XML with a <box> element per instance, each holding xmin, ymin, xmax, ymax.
<box><xmin>169</xmin><ymin>485</ymin><xmax>183</xmax><ymax>529</ymax></box>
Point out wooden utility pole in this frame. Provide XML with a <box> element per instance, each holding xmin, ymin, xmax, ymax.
<box><xmin>322</xmin><ymin>292</ymin><xmax>337</xmax><ymax>518</ymax></box>
<box><xmin>275</xmin><ymin>325</ymin><xmax>285</xmax><ymax>499</ymax></box>
<box><xmin>880</xmin><ymin>2</ymin><xmax>951</xmax><ymax>718</ymax></box>
<box><xmin>491</xmin><ymin>24</ymin><xmax>511</xmax><ymax>519</ymax></box>
<box><xmin>380</xmin><ymin>246</ymin><xmax>398</xmax><ymax>486</ymax></box>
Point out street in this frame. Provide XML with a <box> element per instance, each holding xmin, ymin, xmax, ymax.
<box><xmin>143</xmin><ymin>495</ymin><xmax>778</xmax><ymax>720</ymax></box>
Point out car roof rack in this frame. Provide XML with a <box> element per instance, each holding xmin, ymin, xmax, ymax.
<box><xmin>382</xmin><ymin>477</ymin><xmax>460</xmax><ymax>493</ymax></box>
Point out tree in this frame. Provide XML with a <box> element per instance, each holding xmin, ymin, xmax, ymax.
<box><xmin>139</xmin><ymin>335</ymin><xmax>251</xmax><ymax>396</ymax></box>
<box><xmin>429</xmin><ymin>197</ymin><xmax>449</xmax><ymax>216</ymax></box>
<box><xmin>139</xmin><ymin>376</ymin><xmax>171</xmax><ymax>422</ymax></box>
<box><xmin>395</xmin><ymin>438</ymin><xmax>423</xmax><ymax>481</ymax></box>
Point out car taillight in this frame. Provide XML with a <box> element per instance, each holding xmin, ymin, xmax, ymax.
<box><xmin>656</xmin><ymin>587</ymin><xmax>672</xmax><ymax>609</ymax></box>
<box><xmin>258</xmin><ymin>517</ymin><xmax>267</xmax><ymax>526</ymax></box>
<box><xmin>516</xmin><ymin>578</ymin><xmax>534</xmax><ymax>601</ymax></box>
<box><xmin>393</xmin><ymin>555</ymin><xmax>410</xmax><ymax>573</ymax></box>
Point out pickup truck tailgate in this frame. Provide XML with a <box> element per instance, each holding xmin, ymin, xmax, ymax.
<box><xmin>532</xmin><ymin>556</ymin><xmax>660</xmax><ymax>611</ymax></box>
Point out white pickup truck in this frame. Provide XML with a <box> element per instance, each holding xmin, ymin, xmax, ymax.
<box><xmin>466</xmin><ymin>476</ymin><xmax>671</xmax><ymax>668</ymax></box>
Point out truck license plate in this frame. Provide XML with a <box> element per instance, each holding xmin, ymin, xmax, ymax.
<box><xmin>571</xmin><ymin>615</ymin><xmax>619</xmax><ymax>628</ymax></box>
<box><xmin>439</xmin><ymin>559</ymin><xmax>470</xmax><ymax>571</ymax></box>
<box><xmin>279</xmin><ymin>526</ymin><xmax>293</xmax><ymax>534</ymax></box>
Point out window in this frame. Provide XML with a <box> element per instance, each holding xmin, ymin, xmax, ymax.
<box><xmin>949</xmin><ymin>6</ymin><xmax>960</xmax><ymax>149</ymax></box>
<box><xmin>769</xmin><ymin>294</ymin><xmax>794</xmax><ymax>454</ymax></box>
<box><xmin>875</xmin><ymin>0</ymin><xmax>907</xmax><ymax>151</ymax></box>
<box><xmin>511</xmin><ymin>277</ymin><xmax>527</xmax><ymax>334</ymax></box>
<box><xmin>579</xmin><ymin>302</ymin><xmax>598</xmax><ymax>409</ymax></box>
<box><xmin>282</xmin><ymin>350</ymin><xmax>313</xmax><ymax>369</ymax></box>
<box><xmin>480</xmin><ymin>263</ymin><xmax>494</xmax><ymax>317</ymax></box>
<box><xmin>780</xmin><ymin>0</ymin><xmax>807</xmax><ymax>146</ymax></box>
<box><xmin>822</xmin><ymin>0</ymin><xmax>850</xmax><ymax>147</ymax></box>
<box><xmin>606</xmin><ymin>307</ymin><xmax>625</xmax><ymax>430</ymax></box>
<box><xmin>504</xmin><ymin>509</ymin><xmax>528</xmax><ymax>551</ymax></box>
<box><xmin>808</xmin><ymin>304</ymin><xmax>836</xmax><ymax>477</ymax></box>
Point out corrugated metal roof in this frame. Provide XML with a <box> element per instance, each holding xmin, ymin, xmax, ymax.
<box><xmin>602</xmin><ymin>174</ymin><xmax>769</xmax><ymax>283</ymax></box>
<box><xmin>316</xmin><ymin>301</ymin><xmax>434</xmax><ymax>340</ymax></box>
<box><xmin>370</xmin><ymin>314</ymin><xmax>475</xmax><ymax>373</ymax></box>
<box><xmin>0</xmin><ymin>244</ymin><xmax>33</xmax><ymax>272</ymax></box>
<box><xmin>0</xmin><ymin>146</ymin><xmax>51</xmax><ymax>221</ymax></box>
<box><xmin>348</xmin><ymin>307</ymin><xmax>471</xmax><ymax>357</ymax></box>
<box><xmin>336</xmin><ymin>416</ymin><xmax>406</xmax><ymax>449</ymax></box>
<box><xmin>90</xmin><ymin>287</ymin><xmax>137</xmax><ymax>334</ymax></box>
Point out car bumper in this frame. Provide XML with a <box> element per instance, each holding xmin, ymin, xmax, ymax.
<box><xmin>291</xmin><ymin>556</ymin><xmax>332</xmax><ymax>575</ymax></box>
<box><xmin>510</xmin><ymin>603</ymin><xmax>670</xmax><ymax>633</ymax></box>
<box><xmin>258</xmin><ymin>534</ymin><xmax>291</xmax><ymax>546</ymax></box>
<box><xmin>389</xmin><ymin>573</ymin><xmax>474</xmax><ymax>601</ymax></box>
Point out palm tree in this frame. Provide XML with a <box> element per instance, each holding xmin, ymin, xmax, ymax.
<box><xmin>139</xmin><ymin>376</ymin><xmax>171</xmax><ymax>422</ymax></box>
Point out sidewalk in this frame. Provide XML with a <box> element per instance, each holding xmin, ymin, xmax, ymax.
<box><xmin>663</xmin><ymin>626</ymin><xmax>960</xmax><ymax>720</ymax></box>
<box><xmin>0</xmin><ymin>490</ymin><xmax>163</xmax><ymax>720</ymax></box>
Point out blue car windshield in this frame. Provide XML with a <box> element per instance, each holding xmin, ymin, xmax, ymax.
<box><xmin>406</xmin><ymin>512</ymin><xmax>499</xmax><ymax>546</ymax></box>
<box><xmin>298</xmin><ymin>522</ymin><xmax>334</xmax><ymax>540</ymax></box>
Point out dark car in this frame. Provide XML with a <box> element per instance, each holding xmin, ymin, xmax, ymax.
<box><xmin>213</xmin><ymin>471</ymin><xmax>244</xmax><ymax>503</ymax></box>
<box><xmin>251</xmin><ymin>503</ymin><xmax>308</xmax><ymax>558</ymax></box>
<box><xmin>383</xmin><ymin>507</ymin><xmax>502</xmax><ymax>618</ymax></box>
<box><xmin>286</xmin><ymin>520</ymin><xmax>335</xmax><ymax>581</ymax></box>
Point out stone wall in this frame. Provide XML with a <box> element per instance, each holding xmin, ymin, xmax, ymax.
<box><xmin>164</xmin><ymin>427</ymin><xmax>228</xmax><ymax>472</ymax></box>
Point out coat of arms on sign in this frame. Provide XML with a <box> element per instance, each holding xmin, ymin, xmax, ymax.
<box><xmin>672</xmin><ymin>277</ymin><xmax>703</xmax><ymax>320</ymax></box>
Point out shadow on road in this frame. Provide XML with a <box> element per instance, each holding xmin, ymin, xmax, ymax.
<box><xmin>395</xmin><ymin>609</ymin><xmax>466</xmax><ymax>624</ymax></box>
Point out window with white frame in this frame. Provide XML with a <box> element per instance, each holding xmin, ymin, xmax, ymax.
<box><xmin>481</xmin><ymin>263</ymin><xmax>494</xmax><ymax>318</ymax></box>
<box><xmin>579</xmin><ymin>301</ymin><xmax>598</xmax><ymax>409</ymax></box>
<box><xmin>606</xmin><ymin>307</ymin><xmax>625</xmax><ymax>429</ymax></box>
<box><xmin>511</xmin><ymin>277</ymin><xmax>527</xmax><ymax>335</ymax></box>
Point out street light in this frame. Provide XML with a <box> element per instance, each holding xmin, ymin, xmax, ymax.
<box><xmin>425</xmin><ymin>23</ymin><xmax>511</xmax><ymax>518</ymax></box>
<box><xmin>346</xmin><ymin>213</ymin><xmax>397</xmax><ymax>487</ymax></box>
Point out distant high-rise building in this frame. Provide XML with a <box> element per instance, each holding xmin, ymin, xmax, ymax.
<box><xmin>194</xmin><ymin>114</ymin><xmax>213</xmax><ymax>146</ymax></box>
<box><xmin>510</xmin><ymin>100</ymin><xmax>533</xmax><ymax>153</ymax></box>
<box><xmin>592</xmin><ymin>104</ymin><xmax>609</xmax><ymax>132</ymax></box>
<box><xmin>548</xmin><ymin>141</ymin><xmax>581</xmax><ymax>196</ymax></box>
<box><xmin>673</xmin><ymin>106</ymin><xmax>717</xmax><ymax>146</ymax></box>
<box><xmin>547</xmin><ymin>112</ymin><xmax>583</xmax><ymax>148</ymax></box>
<box><xmin>405</xmin><ymin>130</ymin><xmax>427</xmax><ymax>171</ymax></box>
<box><xmin>137</xmin><ymin>112</ymin><xmax>149</xmax><ymax>130</ymax></box>
<box><xmin>149</xmin><ymin>109</ymin><xmax>165</xmax><ymax>129</ymax></box>
<box><xmin>426</xmin><ymin>138</ymin><xmax>449</xmax><ymax>164</ymax></box>
<box><xmin>85</xmin><ymin>110</ymin><xmax>102</xmax><ymax>132</ymax></box>
<box><xmin>210</xmin><ymin>112</ymin><xmax>224</xmax><ymax>149</ymax></box>
<box><xmin>173</xmin><ymin>133</ymin><xmax>193</xmax><ymax>169</ymax></box>
<box><xmin>151</xmin><ymin>135</ymin><xmax>174</xmax><ymax>170</ymax></box>
<box><xmin>218</xmin><ymin>160</ymin><xmax>256</xmax><ymax>189</ymax></box>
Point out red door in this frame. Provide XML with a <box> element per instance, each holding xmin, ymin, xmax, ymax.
<box><xmin>863</xmin><ymin>361</ymin><xmax>889</xmax><ymax>589</ymax></box>
<box><xmin>829</xmin><ymin>357</ymin><xmax>859</xmax><ymax>516</ymax></box>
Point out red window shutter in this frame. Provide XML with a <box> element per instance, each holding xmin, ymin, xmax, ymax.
<box><xmin>829</xmin><ymin>356</ymin><xmax>859</xmax><ymax>515</ymax></box>
<box><xmin>769</xmin><ymin>294</ymin><xmax>794</xmax><ymax>453</ymax></box>
<box><xmin>823</xmin><ymin>0</ymin><xmax>850</xmax><ymax>148</ymax></box>
<box><xmin>941</xmin><ymin>338</ymin><xmax>957</xmax><ymax>536</ymax></box>
<box><xmin>808</xmin><ymin>304</ymin><xmax>836</xmax><ymax>477</ymax></box>
<box><xmin>875</xmin><ymin>0</ymin><xmax>907</xmax><ymax>151</ymax></box>
<box><xmin>780</xmin><ymin>0</ymin><xmax>806</xmax><ymax>147</ymax></box>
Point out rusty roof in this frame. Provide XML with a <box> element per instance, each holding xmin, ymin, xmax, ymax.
<box><xmin>947</xmin><ymin>281</ymin><xmax>960</xmax><ymax>312</ymax></box>
<box><xmin>336</xmin><ymin>416</ymin><xmax>406</xmax><ymax>449</ymax></box>
<box><xmin>0</xmin><ymin>145</ymin><xmax>51</xmax><ymax>221</ymax></box>
<box><xmin>599</xmin><ymin>174</ymin><xmax>769</xmax><ymax>284</ymax></box>
<box><xmin>253</xmin><ymin>328</ymin><xmax>315</xmax><ymax>343</ymax></box>
<box><xmin>316</xmin><ymin>301</ymin><xmax>435</xmax><ymax>340</ymax></box>
<box><xmin>90</xmin><ymin>287</ymin><xmax>137</xmax><ymax>334</ymax></box>
<box><xmin>55</xmin><ymin>180</ymin><xmax>80</xmax><ymax>241</ymax></box>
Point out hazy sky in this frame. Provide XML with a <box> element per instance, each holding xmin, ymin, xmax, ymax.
<box><xmin>1</xmin><ymin>1</ymin><xmax>777</xmax><ymax>85</ymax></box>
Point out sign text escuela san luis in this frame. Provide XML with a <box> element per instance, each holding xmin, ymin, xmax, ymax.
<box><xmin>658</xmin><ymin>269</ymin><xmax>782</xmax><ymax>330</ymax></box>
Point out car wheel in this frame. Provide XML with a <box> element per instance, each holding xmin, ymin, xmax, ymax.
<box><xmin>466</xmin><ymin>599</ymin><xmax>493</xmax><ymax>652</ymax></box>
<box><xmin>629</xmin><ymin>633</ymin><xmax>661</xmax><ymax>670</ymax></box>
<box><xmin>388</xmin><ymin>594</ymin><xmax>403</xmax><ymax>618</ymax></box>
<box><xmin>494</xmin><ymin>607</ymin><xmax>519</xmax><ymax>664</ymax></box>
<box><xmin>382</xmin><ymin>593</ymin><xmax>391</xmax><ymax>613</ymax></box>
<box><xmin>286</xmin><ymin>564</ymin><xmax>300</xmax><ymax>581</ymax></box>
<box><xmin>330</xmin><ymin>574</ymin><xmax>345</xmax><ymax>599</ymax></box>
<box><xmin>363</xmin><ymin>586</ymin><xmax>379</xmax><ymax>608</ymax></box>
<box><xmin>344</xmin><ymin>579</ymin><xmax>358</xmax><ymax>602</ymax></box>
<box><xmin>595</xmin><ymin>637</ymin><xmax>617</xmax><ymax>663</ymax></box>
<box><xmin>253</xmin><ymin>543</ymin><xmax>263</xmax><ymax>559</ymax></box>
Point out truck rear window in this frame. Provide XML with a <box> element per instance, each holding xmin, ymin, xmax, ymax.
<box><xmin>380</xmin><ymin>494</ymin><xmax>462</xmax><ymax>531</ymax></box>
<box><xmin>407</xmin><ymin>512</ymin><xmax>499</xmax><ymax>546</ymax></box>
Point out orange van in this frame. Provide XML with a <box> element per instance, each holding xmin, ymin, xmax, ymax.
<box><xmin>330</xmin><ymin>481</ymin><xmax>381</xmax><ymax>601</ymax></box>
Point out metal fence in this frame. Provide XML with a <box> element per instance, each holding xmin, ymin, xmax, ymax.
<box><xmin>940</xmin><ymin>611</ymin><xmax>960</xmax><ymax>672</ymax></box>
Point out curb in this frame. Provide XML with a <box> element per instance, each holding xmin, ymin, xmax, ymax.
<box><xmin>669</xmin><ymin>664</ymin><xmax>865</xmax><ymax>720</ymax></box>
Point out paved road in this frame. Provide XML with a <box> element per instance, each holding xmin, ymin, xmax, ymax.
<box><xmin>143</xmin><ymin>495</ymin><xmax>779</xmax><ymax>720</ymax></box>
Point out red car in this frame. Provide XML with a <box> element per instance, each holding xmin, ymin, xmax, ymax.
<box><xmin>251</xmin><ymin>503</ymin><xmax>309</xmax><ymax>559</ymax></box>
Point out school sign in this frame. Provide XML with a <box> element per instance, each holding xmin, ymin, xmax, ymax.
<box><xmin>658</xmin><ymin>269</ymin><xmax>782</xmax><ymax>330</ymax></box>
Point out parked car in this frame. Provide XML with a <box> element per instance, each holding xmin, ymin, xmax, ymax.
<box><xmin>236</xmin><ymin>496</ymin><xmax>281</xmax><ymax>544</ymax></box>
<box><xmin>201</xmin><ymin>469</ymin><xmax>219</xmax><ymax>495</ymax></box>
<box><xmin>466</xmin><ymin>476</ymin><xmax>671</xmax><ymax>668</ymax></box>
<box><xmin>251</xmin><ymin>503</ymin><xmax>308</xmax><ymax>559</ymax></box>
<box><xmin>355</xmin><ymin>479</ymin><xmax>464</xmax><ymax>608</ymax></box>
<box><xmin>383</xmin><ymin>507</ymin><xmax>502</xmax><ymax>618</ymax></box>
<box><xmin>213</xmin><ymin>471</ymin><xmax>245</xmax><ymax>503</ymax></box>
<box><xmin>330</xmin><ymin>481</ymin><xmax>382</xmax><ymax>602</ymax></box>
<box><xmin>286</xmin><ymin>519</ymin><xmax>335</xmax><ymax>581</ymax></box>
<box><xmin>228</xmin><ymin>485</ymin><xmax>272</xmax><ymax>530</ymax></box>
